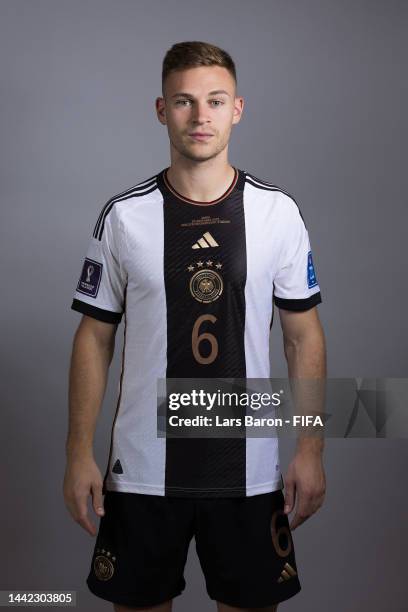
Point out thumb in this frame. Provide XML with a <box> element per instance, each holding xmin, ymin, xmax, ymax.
<box><xmin>91</xmin><ymin>482</ymin><xmax>105</xmax><ymax>517</ymax></box>
<box><xmin>284</xmin><ymin>479</ymin><xmax>295</xmax><ymax>514</ymax></box>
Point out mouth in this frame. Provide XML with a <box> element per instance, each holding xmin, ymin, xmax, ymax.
<box><xmin>189</xmin><ymin>133</ymin><xmax>214</xmax><ymax>142</ymax></box>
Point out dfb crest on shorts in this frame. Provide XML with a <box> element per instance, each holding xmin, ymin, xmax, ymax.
<box><xmin>93</xmin><ymin>547</ymin><xmax>116</xmax><ymax>581</ymax></box>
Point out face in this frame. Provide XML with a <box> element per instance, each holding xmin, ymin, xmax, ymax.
<box><xmin>156</xmin><ymin>65</ymin><xmax>244</xmax><ymax>163</ymax></box>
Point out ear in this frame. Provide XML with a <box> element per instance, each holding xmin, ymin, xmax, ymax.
<box><xmin>155</xmin><ymin>96</ymin><xmax>167</xmax><ymax>125</ymax></box>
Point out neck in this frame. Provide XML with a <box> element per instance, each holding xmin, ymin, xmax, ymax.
<box><xmin>166</xmin><ymin>159</ymin><xmax>235</xmax><ymax>203</ymax></box>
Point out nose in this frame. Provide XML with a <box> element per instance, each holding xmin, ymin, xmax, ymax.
<box><xmin>191</xmin><ymin>100</ymin><xmax>210</xmax><ymax>125</ymax></box>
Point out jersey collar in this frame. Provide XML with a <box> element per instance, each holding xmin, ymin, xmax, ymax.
<box><xmin>157</xmin><ymin>166</ymin><xmax>245</xmax><ymax>207</ymax></box>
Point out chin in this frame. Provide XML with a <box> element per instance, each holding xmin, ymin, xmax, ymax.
<box><xmin>178</xmin><ymin>146</ymin><xmax>215</xmax><ymax>162</ymax></box>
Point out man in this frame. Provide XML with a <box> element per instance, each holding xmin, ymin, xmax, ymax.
<box><xmin>64</xmin><ymin>40</ymin><xmax>326</xmax><ymax>612</ymax></box>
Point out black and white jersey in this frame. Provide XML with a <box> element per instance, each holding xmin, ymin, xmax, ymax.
<box><xmin>71</xmin><ymin>167</ymin><xmax>322</xmax><ymax>498</ymax></box>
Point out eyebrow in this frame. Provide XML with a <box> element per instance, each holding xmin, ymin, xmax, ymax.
<box><xmin>171</xmin><ymin>90</ymin><xmax>230</xmax><ymax>98</ymax></box>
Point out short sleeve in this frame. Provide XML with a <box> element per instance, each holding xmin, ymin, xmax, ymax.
<box><xmin>273</xmin><ymin>195</ymin><xmax>322</xmax><ymax>311</ymax></box>
<box><xmin>71</xmin><ymin>202</ymin><xmax>127</xmax><ymax>324</ymax></box>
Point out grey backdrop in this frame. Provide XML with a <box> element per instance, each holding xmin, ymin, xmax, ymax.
<box><xmin>1</xmin><ymin>0</ymin><xmax>407</xmax><ymax>610</ymax></box>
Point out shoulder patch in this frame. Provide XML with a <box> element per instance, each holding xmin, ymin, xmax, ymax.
<box><xmin>307</xmin><ymin>250</ymin><xmax>318</xmax><ymax>288</ymax></box>
<box><xmin>77</xmin><ymin>257</ymin><xmax>103</xmax><ymax>297</ymax></box>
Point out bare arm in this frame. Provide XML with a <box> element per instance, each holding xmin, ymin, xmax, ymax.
<box><xmin>66</xmin><ymin>315</ymin><xmax>117</xmax><ymax>457</ymax></box>
<box><xmin>63</xmin><ymin>315</ymin><xmax>118</xmax><ymax>536</ymax></box>
<box><xmin>278</xmin><ymin>306</ymin><xmax>327</xmax><ymax>530</ymax></box>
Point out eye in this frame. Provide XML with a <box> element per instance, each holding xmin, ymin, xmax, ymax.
<box><xmin>174</xmin><ymin>99</ymin><xmax>225</xmax><ymax>107</ymax></box>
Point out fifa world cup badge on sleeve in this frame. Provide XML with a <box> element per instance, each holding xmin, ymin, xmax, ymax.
<box><xmin>77</xmin><ymin>257</ymin><xmax>103</xmax><ymax>297</ymax></box>
<box><xmin>307</xmin><ymin>250</ymin><xmax>318</xmax><ymax>288</ymax></box>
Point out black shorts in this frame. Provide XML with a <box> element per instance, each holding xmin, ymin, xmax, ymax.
<box><xmin>86</xmin><ymin>488</ymin><xmax>301</xmax><ymax>608</ymax></box>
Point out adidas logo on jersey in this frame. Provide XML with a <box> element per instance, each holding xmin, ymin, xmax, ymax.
<box><xmin>277</xmin><ymin>562</ymin><xmax>297</xmax><ymax>583</ymax></box>
<box><xmin>192</xmin><ymin>231</ymin><xmax>219</xmax><ymax>249</ymax></box>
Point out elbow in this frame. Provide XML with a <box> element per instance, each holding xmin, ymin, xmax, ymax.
<box><xmin>283</xmin><ymin>337</ymin><xmax>298</xmax><ymax>361</ymax></box>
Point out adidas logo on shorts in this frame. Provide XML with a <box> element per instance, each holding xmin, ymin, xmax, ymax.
<box><xmin>277</xmin><ymin>562</ymin><xmax>297</xmax><ymax>583</ymax></box>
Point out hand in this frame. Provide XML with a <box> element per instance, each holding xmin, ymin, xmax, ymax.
<box><xmin>63</xmin><ymin>454</ymin><xmax>105</xmax><ymax>536</ymax></box>
<box><xmin>283</xmin><ymin>450</ymin><xmax>326</xmax><ymax>530</ymax></box>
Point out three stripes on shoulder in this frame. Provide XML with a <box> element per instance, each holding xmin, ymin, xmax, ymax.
<box><xmin>94</xmin><ymin>171</ymin><xmax>300</xmax><ymax>241</ymax></box>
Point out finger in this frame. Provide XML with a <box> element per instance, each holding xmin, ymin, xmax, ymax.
<box><xmin>75</xmin><ymin>499</ymin><xmax>97</xmax><ymax>536</ymax></box>
<box><xmin>289</xmin><ymin>513</ymin><xmax>303</xmax><ymax>530</ymax></box>
<box><xmin>284</xmin><ymin>480</ymin><xmax>295</xmax><ymax>514</ymax></box>
<box><xmin>91</xmin><ymin>482</ymin><xmax>105</xmax><ymax>517</ymax></box>
<box><xmin>289</xmin><ymin>509</ymin><xmax>309</xmax><ymax>530</ymax></box>
<box><xmin>289</xmin><ymin>498</ymin><xmax>313</xmax><ymax>530</ymax></box>
<box><xmin>77</xmin><ymin>512</ymin><xmax>97</xmax><ymax>536</ymax></box>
